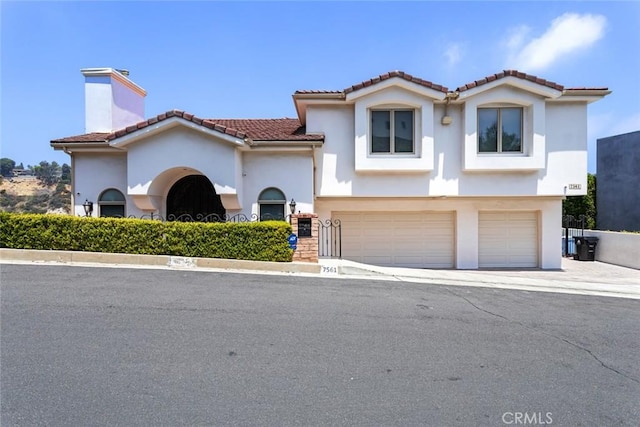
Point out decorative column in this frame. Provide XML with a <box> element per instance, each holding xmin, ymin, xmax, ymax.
<box><xmin>290</xmin><ymin>213</ymin><xmax>319</xmax><ymax>263</ymax></box>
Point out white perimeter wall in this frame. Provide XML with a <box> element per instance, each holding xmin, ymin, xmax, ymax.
<box><xmin>584</xmin><ymin>230</ymin><xmax>640</xmax><ymax>270</ymax></box>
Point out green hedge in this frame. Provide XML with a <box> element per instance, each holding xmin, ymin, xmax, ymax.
<box><xmin>0</xmin><ymin>212</ymin><xmax>293</xmax><ymax>262</ymax></box>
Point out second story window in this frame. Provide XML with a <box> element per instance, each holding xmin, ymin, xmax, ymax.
<box><xmin>371</xmin><ymin>109</ymin><xmax>414</xmax><ymax>154</ymax></box>
<box><xmin>478</xmin><ymin>107</ymin><xmax>523</xmax><ymax>153</ymax></box>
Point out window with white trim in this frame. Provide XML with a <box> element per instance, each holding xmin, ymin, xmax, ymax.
<box><xmin>478</xmin><ymin>107</ymin><xmax>523</xmax><ymax>153</ymax></box>
<box><xmin>258</xmin><ymin>187</ymin><xmax>285</xmax><ymax>220</ymax></box>
<box><xmin>371</xmin><ymin>109</ymin><xmax>414</xmax><ymax>154</ymax></box>
<box><xmin>99</xmin><ymin>188</ymin><xmax>125</xmax><ymax>217</ymax></box>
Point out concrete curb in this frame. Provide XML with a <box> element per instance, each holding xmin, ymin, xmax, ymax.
<box><xmin>0</xmin><ymin>248</ymin><xmax>321</xmax><ymax>275</ymax></box>
<box><xmin>3</xmin><ymin>248</ymin><xmax>639</xmax><ymax>300</ymax></box>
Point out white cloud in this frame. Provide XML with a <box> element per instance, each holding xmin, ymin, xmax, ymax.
<box><xmin>444</xmin><ymin>43</ymin><xmax>463</xmax><ymax>67</ymax></box>
<box><xmin>505</xmin><ymin>25</ymin><xmax>531</xmax><ymax>51</ymax></box>
<box><xmin>506</xmin><ymin>13</ymin><xmax>607</xmax><ymax>72</ymax></box>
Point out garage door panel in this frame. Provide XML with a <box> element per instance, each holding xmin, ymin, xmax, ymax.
<box><xmin>479</xmin><ymin>211</ymin><xmax>538</xmax><ymax>268</ymax></box>
<box><xmin>335</xmin><ymin>211</ymin><xmax>454</xmax><ymax>268</ymax></box>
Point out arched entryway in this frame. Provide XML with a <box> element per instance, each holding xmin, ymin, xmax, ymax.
<box><xmin>166</xmin><ymin>175</ymin><xmax>225</xmax><ymax>221</ymax></box>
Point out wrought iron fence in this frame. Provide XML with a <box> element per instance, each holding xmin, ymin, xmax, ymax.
<box><xmin>98</xmin><ymin>212</ymin><xmax>289</xmax><ymax>223</ymax></box>
<box><xmin>318</xmin><ymin>219</ymin><xmax>342</xmax><ymax>258</ymax></box>
<box><xmin>562</xmin><ymin>214</ymin><xmax>586</xmax><ymax>257</ymax></box>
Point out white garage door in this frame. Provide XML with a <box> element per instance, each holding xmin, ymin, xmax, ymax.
<box><xmin>478</xmin><ymin>211</ymin><xmax>539</xmax><ymax>268</ymax></box>
<box><xmin>334</xmin><ymin>211</ymin><xmax>455</xmax><ymax>268</ymax></box>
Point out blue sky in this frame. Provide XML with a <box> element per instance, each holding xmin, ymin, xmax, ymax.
<box><xmin>2</xmin><ymin>1</ymin><xmax>639</xmax><ymax>173</ymax></box>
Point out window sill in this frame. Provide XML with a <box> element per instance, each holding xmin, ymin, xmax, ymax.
<box><xmin>463</xmin><ymin>154</ymin><xmax>544</xmax><ymax>172</ymax></box>
<box><xmin>355</xmin><ymin>155</ymin><xmax>433</xmax><ymax>173</ymax></box>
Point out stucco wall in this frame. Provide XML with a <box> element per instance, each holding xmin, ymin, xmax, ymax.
<box><xmin>73</xmin><ymin>153</ymin><xmax>136</xmax><ymax>217</ymax></box>
<box><xmin>584</xmin><ymin>230</ymin><xmax>640</xmax><ymax>270</ymax></box>
<box><xmin>126</xmin><ymin>126</ymin><xmax>240</xmax><ymax>197</ymax></box>
<box><xmin>541</xmin><ymin>103</ymin><xmax>588</xmax><ymax>196</ymax></box>
<box><xmin>307</xmin><ymin>97</ymin><xmax>591</xmax><ymax>199</ymax></box>
<box><xmin>242</xmin><ymin>152</ymin><xmax>314</xmax><ymax>216</ymax></box>
<box><xmin>596</xmin><ymin>131</ymin><xmax>640</xmax><ymax>232</ymax></box>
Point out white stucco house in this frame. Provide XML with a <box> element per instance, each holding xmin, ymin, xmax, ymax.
<box><xmin>51</xmin><ymin>68</ymin><xmax>609</xmax><ymax>269</ymax></box>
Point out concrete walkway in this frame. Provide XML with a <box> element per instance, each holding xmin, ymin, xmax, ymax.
<box><xmin>1</xmin><ymin>248</ymin><xmax>639</xmax><ymax>299</ymax></box>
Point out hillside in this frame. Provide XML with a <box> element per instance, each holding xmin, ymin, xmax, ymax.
<box><xmin>0</xmin><ymin>177</ymin><xmax>71</xmax><ymax>214</ymax></box>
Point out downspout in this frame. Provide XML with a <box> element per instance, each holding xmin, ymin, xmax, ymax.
<box><xmin>312</xmin><ymin>145</ymin><xmax>317</xmax><ymax>203</ymax></box>
<box><xmin>64</xmin><ymin>148</ymin><xmax>75</xmax><ymax>214</ymax></box>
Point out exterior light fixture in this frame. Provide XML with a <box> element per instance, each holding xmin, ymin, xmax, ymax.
<box><xmin>289</xmin><ymin>198</ymin><xmax>297</xmax><ymax>215</ymax></box>
<box><xmin>82</xmin><ymin>199</ymin><xmax>93</xmax><ymax>217</ymax></box>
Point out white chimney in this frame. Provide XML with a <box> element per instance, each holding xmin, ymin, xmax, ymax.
<box><xmin>81</xmin><ymin>68</ymin><xmax>146</xmax><ymax>133</ymax></box>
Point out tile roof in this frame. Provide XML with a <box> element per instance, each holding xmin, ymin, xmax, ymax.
<box><xmin>345</xmin><ymin>71</ymin><xmax>448</xmax><ymax>94</ymax></box>
<box><xmin>51</xmin><ymin>132</ymin><xmax>110</xmax><ymax>143</ymax></box>
<box><xmin>295</xmin><ymin>70</ymin><xmax>449</xmax><ymax>95</ymax></box>
<box><xmin>455</xmin><ymin>70</ymin><xmax>564</xmax><ymax>92</ymax></box>
<box><xmin>205</xmin><ymin>118</ymin><xmax>321</xmax><ymax>141</ymax></box>
<box><xmin>51</xmin><ymin>110</ymin><xmax>323</xmax><ymax>144</ymax></box>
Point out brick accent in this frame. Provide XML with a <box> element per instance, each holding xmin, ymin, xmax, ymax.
<box><xmin>291</xmin><ymin>213</ymin><xmax>319</xmax><ymax>263</ymax></box>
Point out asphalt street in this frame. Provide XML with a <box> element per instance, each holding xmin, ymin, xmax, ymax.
<box><xmin>1</xmin><ymin>264</ymin><xmax>639</xmax><ymax>426</ymax></box>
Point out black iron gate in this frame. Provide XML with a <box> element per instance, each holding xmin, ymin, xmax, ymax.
<box><xmin>318</xmin><ymin>219</ymin><xmax>342</xmax><ymax>258</ymax></box>
<box><xmin>562</xmin><ymin>215</ymin><xmax>586</xmax><ymax>257</ymax></box>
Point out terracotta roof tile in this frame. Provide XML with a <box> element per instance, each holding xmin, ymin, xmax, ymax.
<box><xmin>51</xmin><ymin>132</ymin><xmax>110</xmax><ymax>143</ymax></box>
<box><xmin>51</xmin><ymin>110</ymin><xmax>323</xmax><ymax>144</ymax></box>
<box><xmin>456</xmin><ymin>70</ymin><xmax>564</xmax><ymax>92</ymax></box>
<box><xmin>344</xmin><ymin>70</ymin><xmax>448</xmax><ymax>94</ymax></box>
<box><xmin>204</xmin><ymin>118</ymin><xmax>322</xmax><ymax>141</ymax></box>
<box><xmin>295</xmin><ymin>70</ymin><xmax>449</xmax><ymax>95</ymax></box>
<box><xmin>294</xmin><ymin>89</ymin><xmax>343</xmax><ymax>95</ymax></box>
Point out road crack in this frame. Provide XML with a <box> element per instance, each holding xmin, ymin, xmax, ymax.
<box><xmin>447</xmin><ymin>289</ymin><xmax>640</xmax><ymax>385</ymax></box>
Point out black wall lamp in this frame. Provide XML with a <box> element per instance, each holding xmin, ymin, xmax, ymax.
<box><xmin>82</xmin><ymin>199</ymin><xmax>93</xmax><ymax>217</ymax></box>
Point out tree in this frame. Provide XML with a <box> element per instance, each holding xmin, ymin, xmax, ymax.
<box><xmin>563</xmin><ymin>173</ymin><xmax>597</xmax><ymax>229</ymax></box>
<box><xmin>0</xmin><ymin>158</ymin><xmax>16</xmax><ymax>177</ymax></box>
<box><xmin>60</xmin><ymin>163</ymin><xmax>71</xmax><ymax>184</ymax></box>
<box><xmin>32</xmin><ymin>161</ymin><xmax>60</xmax><ymax>186</ymax></box>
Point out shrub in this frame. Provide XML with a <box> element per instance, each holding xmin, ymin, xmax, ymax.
<box><xmin>0</xmin><ymin>213</ymin><xmax>293</xmax><ymax>262</ymax></box>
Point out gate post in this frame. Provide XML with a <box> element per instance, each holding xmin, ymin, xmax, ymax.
<box><xmin>291</xmin><ymin>213</ymin><xmax>318</xmax><ymax>263</ymax></box>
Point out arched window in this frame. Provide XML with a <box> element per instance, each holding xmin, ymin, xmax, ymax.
<box><xmin>99</xmin><ymin>188</ymin><xmax>126</xmax><ymax>218</ymax></box>
<box><xmin>258</xmin><ymin>187</ymin><xmax>285</xmax><ymax>220</ymax></box>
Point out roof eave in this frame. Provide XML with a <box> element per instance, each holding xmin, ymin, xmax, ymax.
<box><xmin>553</xmin><ymin>89</ymin><xmax>612</xmax><ymax>103</ymax></box>
<box><xmin>345</xmin><ymin>78</ymin><xmax>447</xmax><ymax>102</ymax></box>
<box><xmin>457</xmin><ymin>77</ymin><xmax>563</xmax><ymax>100</ymax></box>
<box><xmin>250</xmin><ymin>139</ymin><xmax>324</xmax><ymax>147</ymax></box>
<box><xmin>109</xmin><ymin>117</ymin><xmax>248</xmax><ymax>148</ymax></box>
<box><xmin>292</xmin><ymin>93</ymin><xmax>346</xmax><ymax>125</ymax></box>
<box><xmin>50</xmin><ymin>141</ymin><xmax>111</xmax><ymax>149</ymax></box>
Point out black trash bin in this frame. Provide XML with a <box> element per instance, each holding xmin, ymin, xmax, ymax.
<box><xmin>573</xmin><ymin>236</ymin><xmax>599</xmax><ymax>261</ymax></box>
